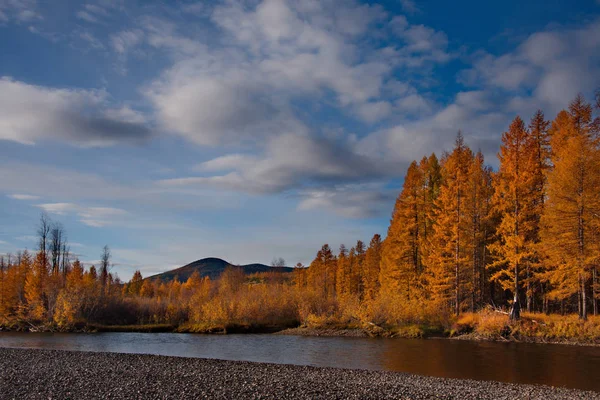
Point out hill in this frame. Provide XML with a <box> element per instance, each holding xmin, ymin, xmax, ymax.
<box><xmin>145</xmin><ymin>257</ymin><xmax>294</xmax><ymax>282</ymax></box>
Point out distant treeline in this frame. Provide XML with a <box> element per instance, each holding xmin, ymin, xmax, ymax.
<box><xmin>1</xmin><ymin>92</ymin><xmax>600</xmax><ymax>336</ymax></box>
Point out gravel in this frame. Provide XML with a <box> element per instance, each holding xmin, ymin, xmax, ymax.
<box><xmin>0</xmin><ymin>347</ymin><xmax>597</xmax><ymax>399</ymax></box>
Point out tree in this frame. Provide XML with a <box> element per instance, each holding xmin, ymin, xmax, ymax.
<box><xmin>271</xmin><ymin>257</ymin><xmax>287</xmax><ymax>268</ymax></box>
<box><xmin>541</xmin><ymin>95</ymin><xmax>600</xmax><ymax>320</ymax></box>
<box><xmin>380</xmin><ymin>161</ymin><xmax>426</xmax><ymax>300</ymax></box>
<box><xmin>428</xmin><ymin>133</ymin><xmax>474</xmax><ymax>315</ymax></box>
<box><xmin>50</xmin><ymin>222</ymin><xmax>64</xmax><ymax>276</ymax></box>
<box><xmin>466</xmin><ymin>150</ymin><xmax>493</xmax><ymax>312</ymax></box>
<box><xmin>307</xmin><ymin>244</ymin><xmax>337</xmax><ymax>298</ymax></box>
<box><xmin>128</xmin><ymin>270</ymin><xmax>143</xmax><ymax>296</ymax></box>
<box><xmin>528</xmin><ymin>110</ymin><xmax>551</xmax><ymax>313</ymax></box>
<box><xmin>335</xmin><ymin>244</ymin><xmax>349</xmax><ymax>300</ymax></box>
<box><xmin>25</xmin><ymin>251</ymin><xmax>48</xmax><ymax>320</ymax></box>
<box><xmin>490</xmin><ymin>116</ymin><xmax>537</xmax><ymax>320</ymax></box>
<box><xmin>100</xmin><ymin>245</ymin><xmax>111</xmax><ymax>292</ymax></box>
<box><xmin>37</xmin><ymin>213</ymin><xmax>51</xmax><ymax>268</ymax></box>
<box><xmin>363</xmin><ymin>234</ymin><xmax>382</xmax><ymax>302</ymax></box>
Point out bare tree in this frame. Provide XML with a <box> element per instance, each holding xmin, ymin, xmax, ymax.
<box><xmin>37</xmin><ymin>212</ymin><xmax>51</xmax><ymax>264</ymax></box>
<box><xmin>60</xmin><ymin>243</ymin><xmax>71</xmax><ymax>278</ymax></box>
<box><xmin>271</xmin><ymin>257</ymin><xmax>287</xmax><ymax>268</ymax></box>
<box><xmin>50</xmin><ymin>222</ymin><xmax>64</xmax><ymax>275</ymax></box>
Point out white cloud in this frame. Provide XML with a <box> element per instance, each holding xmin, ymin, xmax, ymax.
<box><xmin>36</xmin><ymin>202</ymin><xmax>127</xmax><ymax>227</ymax></box>
<box><xmin>298</xmin><ymin>185</ymin><xmax>395</xmax><ymax>218</ymax></box>
<box><xmin>15</xmin><ymin>235</ymin><xmax>37</xmax><ymax>242</ymax></box>
<box><xmin>8</xmin><ymin>194</ymin><xmax>40</xmax><ymax>201</ymax></box>
<box><xmin>0</xmin><ymin>0</ymin><xmax>41</xmax><ymax>24</ymax></box>
<box><xmin>76</xmin><ymin>11</ymin><xmax>98</xmax><ymax>23</ymax></box>
<box><xmin>0</xmin><ymin>77</ymin><xmax>151</xmax><ymax>146</ymax></box>
<box><xmin>142</xmin><ymin>0</ymin><xmax>451</xmax><ymax>147</ymax></box>
<box><xmin>110</xmin><ymin>29</ymin><xmax>144</xmax><ymax>54</ymax></box>
<box><xmin>400</xmin><ymin>0</ymin><xmax>420</xmax><ymax>14</ymax></box>
<box><xmin>160</xmin><ymin>133</ymin><xmax>386</xmax><ymax>194</ymax></box>
<box><xmin>76</xmin><ymin>1</ymin><xmax>123</xmax><ymax>24</ymax></box>
<box><xmin>78</xmin><ymin>31</ymin><xmax>105</xmax><ymax>49</ymax></box>
<box><xmin>460</xmin><ymin>19</ymin><xmax>600</xmax><ymax>113</ymax></box>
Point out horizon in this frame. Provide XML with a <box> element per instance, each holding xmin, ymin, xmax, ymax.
<box><xmin>1</xmin><ymin>0</ymin><xmax>600</xmax><ymax>281</ymax></box>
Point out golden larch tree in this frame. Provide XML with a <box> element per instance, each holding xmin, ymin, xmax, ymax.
<box><xmin>427</xmin><ymin>132</ymin><xmax>474</xmax><ymax>315</ymax></box>
<box><xmin>541</xmin><ymin>95</ymin><xmax>600</xmax><ymax>320</ymax></box>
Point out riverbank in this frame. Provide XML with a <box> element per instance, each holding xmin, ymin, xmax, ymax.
<box><xmin>4</xmin><ymin>308</ymin><xmax>600</xmax><ymax>347</ymax></box>
<box><xmin>0</xmin><ymin>347</ymin><xmax>596</xmax><ymax>399</ymax></box>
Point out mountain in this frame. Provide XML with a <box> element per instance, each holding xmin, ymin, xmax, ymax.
<box><xmin>145</xmin><ymin>257</ymin><xmax>294</xmax><ymax>282</ymax></box>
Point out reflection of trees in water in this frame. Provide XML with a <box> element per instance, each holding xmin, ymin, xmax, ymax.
<box><xmin>380</xmin><ymin>339</ymin><xmax>599</xmax><ymax>391</ymax></box>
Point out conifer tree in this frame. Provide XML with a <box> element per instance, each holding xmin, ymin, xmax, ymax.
<box><xmin>542</xmin><ymin>95</ymin><xmax>600</xmax><ymax>320</ymax></box>
<box><xmin>380</xmin><ymin>161</ymin><xmax>426</xmax><ymax>300</ymax></box>
<box><xmin>490</xmin><ymin>116</ymin><xmax>537</xmax><ymax>320</ymax></box>
<box><xmin>428</xmin><ymin>132</ymin><xmax>474</xmax><ymax>315</ymax></box>
<box><xmin>335</xmin><ymin>244</ymin><xmax>349</xmax><ymax>300</ymax></box>
<box><xmin>363</xmin><ymin>234</ymin><xmax>382</xmax><ymax>302</ymax></box>
<box><xmin>25</xmin><ymin>251</ymin><xmax>48</xmax><ymax>320</ymax></box>
<box><xmin>528</xmin><ymin>110</ymin><xmax>551</xmax><ymax>312</ymax></box>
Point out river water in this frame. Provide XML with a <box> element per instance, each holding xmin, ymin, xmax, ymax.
<box><xmin>1</xmin><ymin>332</ymin><xmax>599</xmax><ymax>391</ymax></box>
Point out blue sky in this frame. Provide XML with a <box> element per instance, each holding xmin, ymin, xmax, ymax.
<box><xmin>1</xmin><ymin>0</ymin><xmax>599</xmax><ymax>280</ymax></box>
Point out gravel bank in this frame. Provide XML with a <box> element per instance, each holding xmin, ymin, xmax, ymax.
<box><xmin>0</xmin><ymin>347</ymin><xmax>597</xmax><ymax>399</ymax></box>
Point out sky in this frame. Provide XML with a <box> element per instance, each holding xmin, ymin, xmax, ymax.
<box><xmin>1</xmin><ymin>0</ymin><xmax>599</xmax><ymax>281</ymax></box>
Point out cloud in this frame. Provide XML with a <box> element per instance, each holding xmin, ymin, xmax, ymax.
<box><xmin>160</xmin><ymin>133</ymin><xmax>386</xmax><ymax>194</ymax></box>
<box><xmin>0</xmin><ymin>163</ymin><xmax>136</xmax><ymax>200</ymax></box>
<box><xmin>0</xmin><ymin>0</ymin><xmax>41</xmax><ymax>24</ymax></box>
<box><xmin>358</xmin><ymin>90</ymin><xmax>509</xmax><ymax>167</ymax></box>
<box><xmin>298</xmin><ymin>185</ymin><xmax>396</xmax><ymax>218</ymax></box>
<box><xmin>142</xmin><ymin>0</ymin><xmax>451</xmax><ymax>147</ymax></box>
<box><xmin>0</xmin><ymin>77</ymin><xmax>151</xmax><ymax>146</ymax></box>
<box><xmin>400</xmin><ymin>0</ymin><xmax>420</xmax><ymax>14</ymax></box>
<box><xmin>8</xmin><ymin>194</ymin><xmax>40</xmax><ymax>201</ymax></box>
<box><xmin>15</xmin><ymin>235</ymin><xmax>37</xmax><ymax>242</ymax></box>
<box><xmin>146</xmin><ymin>71</ymin><xmax>306</xmax><ymax>145</ymax></box>
<box><xmin>76</xmin><ymin>11</ymin><xmax>98</xmax><ymax>23</ymax></box>
<box><xmin>36</xmin><ymin>202</ymin><xmax>127</xmax><ymax>227</ymax></box>
<box><xmin>76</xmin><ymin>1</ymin><xmax>123</xmax><ymax>24</ymax></box>
<box><xmin>78</xmin><ymin>31</ymin><xmax>105</xmax><ymax>50</ymax></box>
<box><xmin>459</xmin><ymin>19</ymin><xmax>600</xmax><ymax>113</ymax></box>
<box><xmin>110</xmin><ymin>29</ymin><xmax>144</xmax><ymax>54</ymax></box>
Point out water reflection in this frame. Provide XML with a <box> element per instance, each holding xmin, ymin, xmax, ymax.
<box><xmin>1</xmin><ymin>332</ymin><xmax>599</xmax><ymax>391</ymax></box>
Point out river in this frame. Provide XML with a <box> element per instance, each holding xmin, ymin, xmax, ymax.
<box><xmin>1</xmin><ymin>332</ymin><xmax>599</xmax><ymax>391</ymax></box>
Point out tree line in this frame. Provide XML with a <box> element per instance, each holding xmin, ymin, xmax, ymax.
<box><xmin>0</xmin><ymin>92</ymin><xmax>599</xmax><ymax>331</ymax></box>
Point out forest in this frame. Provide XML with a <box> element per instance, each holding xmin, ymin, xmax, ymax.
<box><xmin>1</xmin><ymin>92</ymin><xmax>600</xmax><ymax>343</ymax></box>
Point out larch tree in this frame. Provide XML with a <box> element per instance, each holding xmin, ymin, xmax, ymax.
<box><xmin>465</xmin><ymin>150</ymin><xmax>493</xmax><ymax>312</ymax></box>
<box><xmin>335</xmin><ymin>244</ymin><xmax>349</xmax><ymax>300</ymax></box>
<box><xmin>380</xmin><ymin>161</ymin><xmax>426</xmax><ymax>301</ymax></box>
<box><xmin>25</xmin><ymin>251</ymin><xmax>48</xmax><ymax>321</ymax></box>
<box><xmin>528</xmin><ymin>110</ymin><xmax>551</xmax><ymax>313</ymax></box>
<box><xmin>100</xmin><ymin>245</ymin><xmax>111</xmax><ymax>293</ymax></box>
<box><xmin>490</xmin><ymin>116</ymin><xmax>538</xmax><ymax>320</ymax></box>
<box><xmin>363</xmin><ymin>234</ymin><xmax>382</xmax><ymax>302</ymax></box>
<box><xmin>352</xmin><ymin>240</ymin><xmax>366</xmax><ymax>299</ymax></box>
<box><xmin>541</xmin><ymin>95</ymin><xmax>600</xmax><ymax>320</ymax></box>
<box><xmin>428</xmin><ymin>132</ymin><xmax>474</xmax><ymax>315</ymax></box>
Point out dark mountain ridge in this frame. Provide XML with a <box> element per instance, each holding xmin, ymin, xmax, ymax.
<box><xmin>145</xmin><ymin>257</ymin><xmax>294</xmax><ymax>282</ymax></box>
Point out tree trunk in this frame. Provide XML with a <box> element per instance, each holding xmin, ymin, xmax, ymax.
<box><xmin>455</xmin><ymin>187</ymin><xmax>461</xmax><ymax>317</ymax></box>
<box><xmin>509</xmin><ymin>292</ymin><xmax>520</xmax><ymax>321</ymax></box>
<box><xmin>526</xmin><ymin>265</ymin><xmax>532</xmax><ymax>312</ymax></box>
<box><xmin>581</xmin><ymin>274</ymin><xmax>588</xmax><ymax>321</ymax></box>
<box><xmin>593</xmin><ymin>267</ymin><xmax>598</xmax><ymax>317</ymax></box>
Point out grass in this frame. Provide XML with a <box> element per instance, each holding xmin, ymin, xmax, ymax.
<box><xmin>449</xmin><ymin>309</ymin><xmax>600</xmax><ymax>345</ymax></box>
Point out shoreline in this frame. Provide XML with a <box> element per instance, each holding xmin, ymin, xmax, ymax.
<box><xmin>3</xmin><ymin>322</ymin><xmax>600</xmax><ymax>347</ymax></box>
<box><xmin>0</xmin><ymin>347</ymin><xmax>597</xmax><ymax>399</ymax></box>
